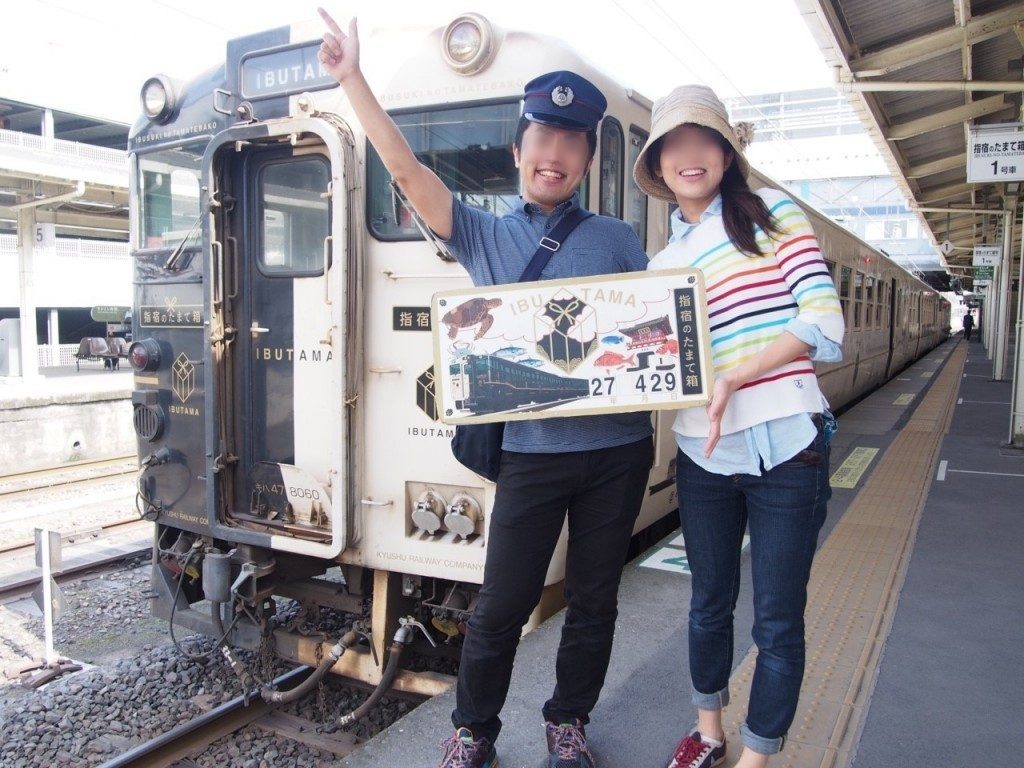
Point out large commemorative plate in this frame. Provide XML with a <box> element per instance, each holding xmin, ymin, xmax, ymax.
<box><xmin>431</xmin><ymin>268</ymin><xmax>713</xmax><ymax>424</ymax></box>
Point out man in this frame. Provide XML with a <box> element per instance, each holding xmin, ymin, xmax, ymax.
<box><xmin>962</xmin><ymin>311</ymin><xmax>974</xmax><ymax>341</ymax></box>
<box><xmin>319</xmin><ymin>11</ymin><xmax>654</xmax><ymax>768</ymax></box>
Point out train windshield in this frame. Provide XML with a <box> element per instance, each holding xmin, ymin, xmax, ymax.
<box><xmin>136</xmin><ymin>145</ymin><xmax>203</xmax><ymax>250</ymax></box>
<box><xmin>367</xmin><ymin>101</ymin><xmax>520</xmax><ymax>240</ymax></box>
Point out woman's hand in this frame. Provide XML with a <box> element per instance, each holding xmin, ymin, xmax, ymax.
<box><xmin>318</xmin><ymin>8</ymin><xmax>360</xmax><ymax>84</ymax></box>
<box><xmin>703</xmin><ymin>373</ymin><xmax>740</xmax><ymax>458</ymax></box>
<box><xmin>701</xmin><ymin>331</ymin><xmax>814</xmax><ymax>458</ymax></box>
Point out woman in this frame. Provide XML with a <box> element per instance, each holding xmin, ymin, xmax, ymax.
<box><xmin>633</xmin><ymin>85</ymin><xmax>844</xmax><ymax>768</ymax></box>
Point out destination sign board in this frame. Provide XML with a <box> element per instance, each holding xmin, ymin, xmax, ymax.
<box><xmin>240</xmin><ymin>41</ymin><xmax>336</xmax><ymax>100</ymax></box>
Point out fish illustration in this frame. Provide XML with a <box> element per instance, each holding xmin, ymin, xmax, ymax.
<box><xmin>519</xmin><ymin>358</ymin><xmax>545</xmax><ymax>367</ymax></box>
<box><xmin>657</xmin><ymin>339</ymin><xmax>679</xmax><ymax>355</ymax></box>
<box><xmin>601</xmin><ymin>334</ymin><xmax>626</xmax><ymax>345</ymax></box>
<box><xmin>493</xmin><ymin>346</ymin><xmax>526</xmax><ymax>359</ymax></box>
<box><xmin>593</xmin><ymin>350</ymin><xmax>637</xmax><ymax>369</ymax></box>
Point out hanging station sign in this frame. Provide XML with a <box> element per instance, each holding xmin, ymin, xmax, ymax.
<box><xmin>972</xmin><ymin>245</ymin><xmax>1000</xmax><ymax>267</ymax></box>
<box><xmin>967</xmin><ymin>123</ymin><xmax>1024</xmax><ymax>183</ymax></box>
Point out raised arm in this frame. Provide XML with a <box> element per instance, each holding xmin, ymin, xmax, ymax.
<box><xmin>318</xmin><ymin>9</ymin><xmax>454</xmax><ymax>239</ymax></box>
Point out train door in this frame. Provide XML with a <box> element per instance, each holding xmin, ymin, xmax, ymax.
<box><xmin>205</xmin><ymin>120</ymin><xmax>353</xmax><ymax>559</ymax></box>
<box><xmin>884</xmin><ymin>277</ymin><xmax>898</xmax><ymax>378</ymax></box>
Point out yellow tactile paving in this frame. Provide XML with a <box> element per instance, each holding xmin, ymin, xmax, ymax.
<box><xmin>717</xmin><ymin>343</ymin><xmax>966</xmax><ymax>768</ymax></box>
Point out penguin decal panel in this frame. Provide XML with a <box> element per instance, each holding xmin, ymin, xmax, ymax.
<box><xmin>431</xmin><ymin>268</ymin><xmax>713</xmax><ymax>425</ymax></box>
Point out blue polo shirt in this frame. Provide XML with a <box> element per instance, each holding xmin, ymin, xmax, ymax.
<box><xmin>443</xmin><ymin>192</ymin><xmax>654</xmax><ymax>453</ymax></box>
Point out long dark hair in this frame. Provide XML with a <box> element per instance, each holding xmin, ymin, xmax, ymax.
<box><xmin>646</xmin><ymin>126</ymin><xmax>782</xmax><ymax>256</ymax></box>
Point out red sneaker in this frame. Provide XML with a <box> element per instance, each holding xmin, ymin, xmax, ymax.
<box><xmin>667</xmin><ymin>730</ymin><xmax>726</xmax><ymax>768</ymax></box>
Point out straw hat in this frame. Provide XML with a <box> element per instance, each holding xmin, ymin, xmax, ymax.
<box><xmin>633</xmin><ymin>84</ymin><xmax>750</xmax><ymax>202</ymax></box>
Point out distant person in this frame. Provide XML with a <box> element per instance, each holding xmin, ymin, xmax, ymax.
<box><xmin>318</xmin><ymin>9</ymin><xmax>653</xmax><ymax>768</ymax></box>
<box><xmin>962</xmin><ymin>311</ymin><xmax>974</xmax><ymax>341</ymax></box>
<box><xmin>635</xmin><ymin>85</ymin><xmax>844</xmax><ymax>768</ymax></box>
<box><xmin>104</xmin><ymin>331</ymin><xmax>119</xmax><ymax>370</ymax></box>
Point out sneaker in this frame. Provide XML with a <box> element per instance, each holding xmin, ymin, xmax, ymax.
<box><xmin>439</xmin><ymin>727</ymin><xmax>498</xmax><ymax>768</ymax></box>
<box><xmin>667</xmin><ymin>730</ymin><xmax>726</xmax><ymax>768</ymax></box>
<box><xmin>545</xmin><ymin>719</ymin><xmax>596</xmax><ymax>768</ymax></box>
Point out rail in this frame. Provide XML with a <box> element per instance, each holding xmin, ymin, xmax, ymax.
<box><xmin>0</xmin><ymin>455</ymin><xmax>137</xmax><ymax>498</ymax></box>
<box><xmin>95</xmin><ymin>667</ymin><xmax>357</xmax><ymax>768</ymax></box>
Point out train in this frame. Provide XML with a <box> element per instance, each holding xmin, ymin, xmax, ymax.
<box><xmin>125</xmin><ymin>13</ymin><xmax>949</xmax><ymax>703</ymax></box>
<box><xmin>451</xmin><ymin>354</ymin><xmax>591</xmax><ymax>414</ymax></box>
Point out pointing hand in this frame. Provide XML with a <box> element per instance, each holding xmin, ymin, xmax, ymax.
<box><xmin>318</xmin><ymin>8</ymin><xmax>360</xmax><ymax>84</ymax></box>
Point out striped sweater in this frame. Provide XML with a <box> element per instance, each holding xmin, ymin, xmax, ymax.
<box><xmin>649</xmin><ymin>187</ymin><xmax>845</xmax><ymax>437</ymax></box>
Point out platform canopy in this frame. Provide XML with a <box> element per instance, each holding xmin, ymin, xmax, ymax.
<box><xmin>797</xmin><ymin>0</ymin><xmax>1024</xmax><ymax>285</ymax></box>
<box><xmin>0</xmin><ymin>98</ymin><xmax>129</xmax><ymax>241</ymax></box>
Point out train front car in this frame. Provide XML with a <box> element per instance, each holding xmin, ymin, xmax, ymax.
<box><xmin>127</xmin><ymin>16</ymin><xmax>678</xmax><ymax>696</ymax></box>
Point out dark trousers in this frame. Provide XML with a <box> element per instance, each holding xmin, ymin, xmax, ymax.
<box><xmin>677</xmin><ymin>425</ymin><xmax>830</xmax><ymax>755</ymax></box>
<box><xmin>452</xmin><ymin>436</ymin><xmax>654</xmax><ymax>743</ymax></box>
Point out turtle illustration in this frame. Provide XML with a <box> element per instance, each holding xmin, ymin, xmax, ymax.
<box><xmin>442</xmin><ymin>297</ymin><xmax>502</xmax><ymax>339</ymax></box>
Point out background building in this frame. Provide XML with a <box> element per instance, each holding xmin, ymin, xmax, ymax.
<box><xmin>0</xmin><ymin>98</ymin><xmax>129</xmax><ymax>372</ymax></box>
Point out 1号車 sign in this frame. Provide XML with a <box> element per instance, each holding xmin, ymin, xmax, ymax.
<box><xmin>967</xmin><ymin>124</ymin><xmax>1024</xmax><ymax>183</ymax></box>
<box><xmin>972</xmin><ymin>245</ymin><xmax>1000</xmax><ymax>267</ymax></box>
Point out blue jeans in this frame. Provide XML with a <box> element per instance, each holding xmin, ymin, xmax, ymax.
<box><xmin>676</xmin><ymin>425</ymin><xmax>830</xmax><ymax>755</ymax></box>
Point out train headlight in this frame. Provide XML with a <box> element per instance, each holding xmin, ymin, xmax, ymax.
<box><xmin>129</xmin><ymin>339</ymin><xmax>162</xmax><ymax>372</ymax></box>
<box><xmin>141</xmin><ymin>75</ymin><xmax>177</xmax><ymax>123</ymax></box>
<box><xmin>441</xmin><ymin>14</ymin><xmax>496</xmax><ymax>75</ymax></box>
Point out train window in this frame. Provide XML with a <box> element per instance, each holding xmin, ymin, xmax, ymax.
<box><xmin>864</xmin><ymin>276</ymin><xmax>875</xmax><ymax>328</ymax></box>
<box><xmin>877</xmin><ymin>283</ymin><xmax>886</xmax><ymax>326</ymax></box>
<box><xmin>136</xmin><ymin>145</ymin><xmax>203</xmax><ymax>250</ymax></box>
<box><xmin>839</xmin><ymin>266</ymin><xmax>852</xmax><ymax>324</ymax></box>
<box><xmin>626</xmin><ymin>126</ymin><xmax>649</xmax><ymax>247</ymax></box>
<box><xmin>600</xmin><ymin>118</ymin><xmax>624</xmax><ymax>219</ymax></box>
<box><xmin>258</xmin><ymin>157</ymin><xmax>330</xmax><ymax>274</ymax></box>
<box><xmin>366</xmin><ymin>102</ymin><xmax>520</xmax><ymax>241</ymax></box>
<box><xmin>853</xmin><ymin>270</ymin><xmax>864</xmax><ymax>329</ymax></box>
<box><xmin>824</xmin><ymin>259</ymin><xmax>837</xmax><ymax>280</ymax></box>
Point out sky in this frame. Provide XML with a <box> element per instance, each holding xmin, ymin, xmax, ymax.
<box><xmin>0</xmin><ymin>0</ymin><xmax>835</xmax><ymax>125</ymax></box>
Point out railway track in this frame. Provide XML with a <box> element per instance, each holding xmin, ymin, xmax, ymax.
<box><xmin>0</xmin><ymin>518</ymin><xmax>153</xmax><ymax>601</ymax></box>
<box><xmin>0</xmin><ymin>455</ymin><xmax>138</xmax><ymax>499</ymax></box>
<box><xmin>0</xmin><ymin>511</ymin><xmax>146</xmax><ymax>554</ymax></box>
<box><xmin>97</xmin><ymin>667</ymin><xmax>360</xmax><ymax>768</ymax></box>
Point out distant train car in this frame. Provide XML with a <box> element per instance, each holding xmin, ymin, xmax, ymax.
<box><xmin>126</xmin><ymin>13</ymin><xmax>948</xmax><ymax>699</ymax></box>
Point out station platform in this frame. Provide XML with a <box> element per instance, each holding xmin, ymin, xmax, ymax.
<box><xmin>340</xmin><ymin>335</ymin><xmax>1023</xmax><ymax>768</ymax></box>
<box><xmin>0</xmin><ymin>368</ymin><xmax>133</xmax><ymax>473</ymax></box>
<box><xmin>0</xmin><ymin>367</ymin><xmax>131</xmax><ymax>409</ymax></box>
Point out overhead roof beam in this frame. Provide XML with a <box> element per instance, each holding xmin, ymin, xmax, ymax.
<box><xmin>923</xmin><ymin>219</ymin><xmax>983</xmax><ymax>235</ymax></box>
<box><xmin>939</xmin><ymin>224</ymin><xmax>983</xmax><ymax>241</ymax></box>
<box><xmin>923</xmin><ymin>212</ymin><xmax>983</xmax><ymax>229</ymax></box>
<box><xmin>918</xmin><ymin>181</ymin><xmax>975</xmax><ymax>203</ymax></box>
<box><xmin>907</xmin><ymin>152</ymin><xmax>967</xmax><ymax>178</ymax></box>
<box><xmin>0</xmin><ymin>207</ymin><xmax>127</xmax><ymax>232</ymax></box>
<box><xmin>884</xmin><ymin>94</ymin><xmax>1008</xmax><ymax>140</ymax></box>
<box><xmin>849</xmin><ymin>5</ymin><xmax>1024</xmax><ymax>76</ymax></box>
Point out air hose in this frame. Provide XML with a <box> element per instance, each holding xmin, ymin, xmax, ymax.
<box><xmin>260</xmin><ymin>630</ymin><xmax>359</xmax><ymax>704</ymax></box>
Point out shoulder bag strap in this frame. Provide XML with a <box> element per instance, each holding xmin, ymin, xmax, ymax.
<box><xmin>517</xmin><ymin>207</ymin><xmax>594</xmax><ymax>283</ymax></box>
